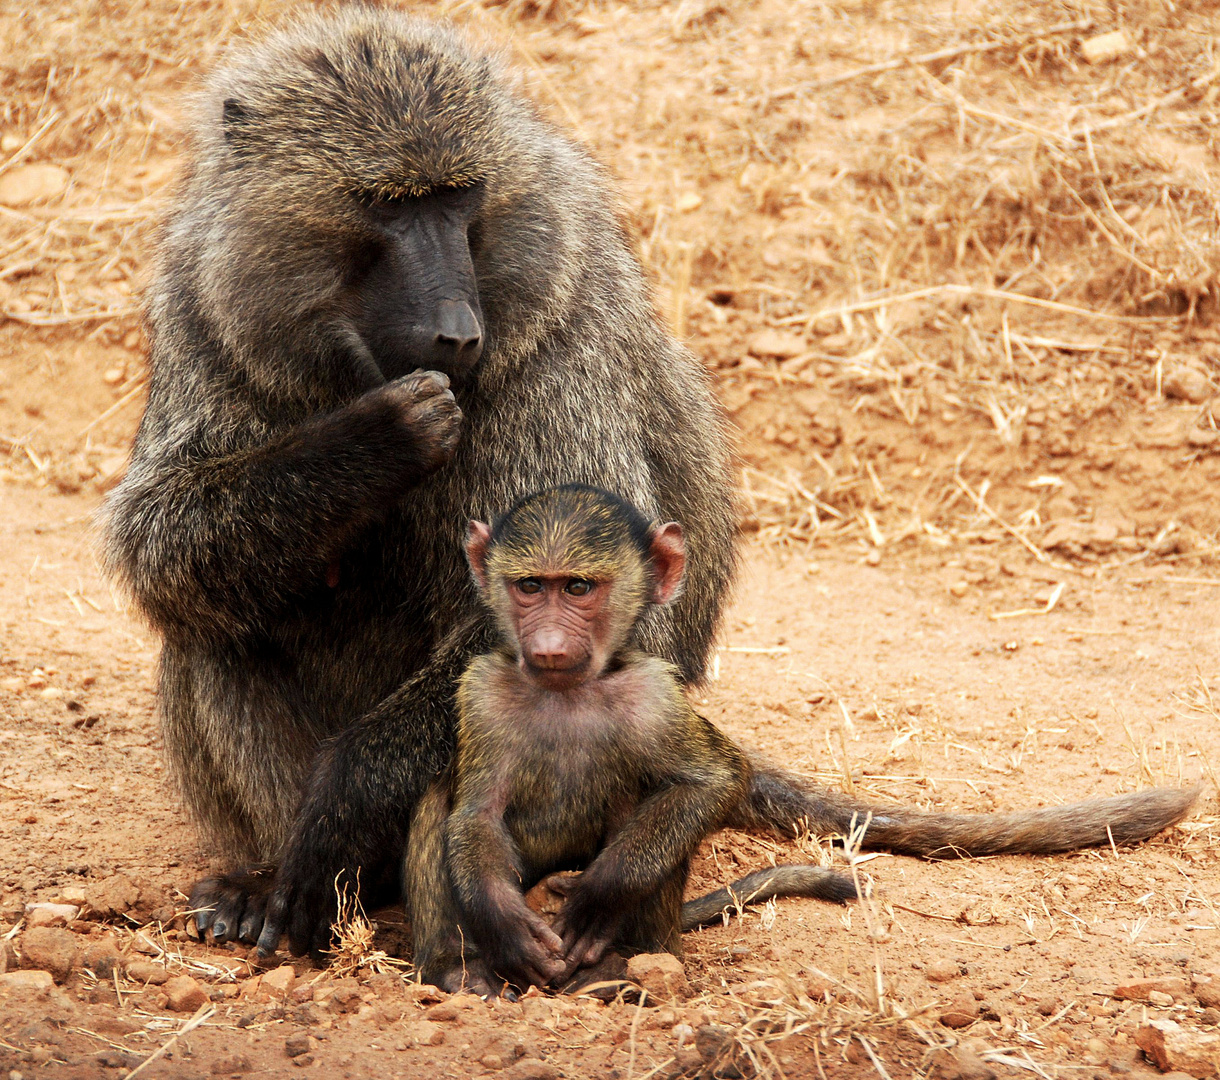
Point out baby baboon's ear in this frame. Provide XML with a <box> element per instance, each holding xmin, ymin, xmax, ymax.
<box><xmin>649</xmin><ymin>522</ymin><xmax>685</xmax><ymax>605</ymax></box>
<box><xmin>465</xmin><ymin>520</ymin><xmax>493</xmax><ymax>590</ymax></box>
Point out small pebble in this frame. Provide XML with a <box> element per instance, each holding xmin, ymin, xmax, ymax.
<box><xmin>925</xmin><ymin>958</ymin><xmax>960</xmax><ymax>983</ymax></box>
<box><xmin>939</xmin><ymin>996</ymin><xmax>980</xmax><ymax>1029</ymax></box>
<box><xmin>284</xmin><ymin>1033</ymin><xmax>312</xmax><ymax>1058</ymax></box>
<box><xmin>126</xmin><ymin>961</ymin><xmax>169</xmax><ymax>986</ymax></box>
<box><xmin>165</xmin><ymin>974</ymin><xmax>208</xmax><ymax>1012</ymax></box>
<box><xmin>426</xmin><ymin>1001</ymin><xmax>460</xmax><ymax>1021</ymax></box>
<box><xmin>24</xmin><ymin>903</ymin><xmax>79</xmax><ymax>928</ymax></box>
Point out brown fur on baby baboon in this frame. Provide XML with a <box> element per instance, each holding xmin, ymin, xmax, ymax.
<box><xmin>406</xmin><ymin>486</ymin><xmax>856</xmax><ymax>996</ymax></box>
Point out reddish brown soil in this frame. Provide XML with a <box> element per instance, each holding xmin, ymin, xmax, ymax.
<box><xmin>2</xmin><ymin>2</ymin><xmax>1219</xmax><ymax>1079</ymax></box>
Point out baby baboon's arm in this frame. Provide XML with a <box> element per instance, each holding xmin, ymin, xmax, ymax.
<box><xmin>406</xmin><ymin>778</ymin><xmax>504</xmax><ymax>994</ymax></box>
<box><xmin>552</xmin><ymin>715</ymin><xmax>748</xmax><ymax>972</ymax></box>
<box><xmin>445</xmin><ymin>761</ymin><xmax>566</xmax><ymax>990</ymax></box>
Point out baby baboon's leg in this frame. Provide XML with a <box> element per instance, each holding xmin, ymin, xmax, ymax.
<box><xmin>614</xmin><ymin>866</ymin><xmax>687</xmax><ymax>960</ymax></box>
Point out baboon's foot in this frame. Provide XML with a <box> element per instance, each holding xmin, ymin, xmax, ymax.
<box><xmin>189</xmin><ymin>865</ymin><xmax>275</xmax><ymax>944</ymax></box>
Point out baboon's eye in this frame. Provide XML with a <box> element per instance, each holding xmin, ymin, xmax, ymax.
<box><xmin>564</xmin><ymin>579</ymin><xmax>593</xmax><ymax>597</ymax></box>
<box><xmin>467</xmin><ymin>219</ymin><xmax>484</xmax><ymax>254</ymax></box>
<box><xmin>516</xmin><ymin>578</ymin><xmax>543</xmax><ymax>595</ymax></box>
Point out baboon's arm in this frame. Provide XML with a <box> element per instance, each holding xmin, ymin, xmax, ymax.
<box><xmin>405</xmin><ymin>779</ymin><xmax>466</xmax><ymax>986</ymax></box>
<box><xmin>255</xmin><ymin>616</ymin><xmax>490</xmax><ymax>957</ymax></box>
<box><xmin>551</xmin><ymin>717</ymin><xmax>748</xmax><ymax>970</ymax></box>
<box><xmin>445</xmin><ymin>785</ymin><xmax>565</xmax><ymax>990</ymax></box>
<box><xmin>105</xmin><ymin>372</ymin><xmax>459</xmax><ymax>642</ymax></box>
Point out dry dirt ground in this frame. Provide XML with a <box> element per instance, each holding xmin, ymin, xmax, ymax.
<box><xmin>3</xmin><ymin>1</ymin><xmax>1220</xmax><ymax>1078</ymax></box>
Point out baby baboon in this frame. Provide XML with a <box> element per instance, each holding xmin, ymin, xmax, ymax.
<box><xmin>103</xmin><ymin>9</ymin><xmax>1197</xmax><ymax>956</ymax></box>
<box><xmin>406</xmin><ymin>486</ymin><xmax>855</xmax><ymax>996</ymax></box>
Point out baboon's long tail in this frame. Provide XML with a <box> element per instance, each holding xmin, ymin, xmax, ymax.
<box><xmin>730</xmin><ymin>766</ymin><xmax>1202</xmax><ymax>858</ymax></box>
<box><xmin>681</xmin><ymin>865</ymin><xmax>858</xmax><ymax>931</ymax></box>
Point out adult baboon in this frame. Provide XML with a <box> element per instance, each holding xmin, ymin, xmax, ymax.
<box><xmin>103</xmin><ymin>9</ymin><xmax>1196</xmax><ymax>956</ymax></box>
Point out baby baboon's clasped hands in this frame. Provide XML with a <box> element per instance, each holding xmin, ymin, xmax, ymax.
<box><xmin>406</xmin><ymin>485</ymin><xmax>855</xmax><ymax>997</ymax></box>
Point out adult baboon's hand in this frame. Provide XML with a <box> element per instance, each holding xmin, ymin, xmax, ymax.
<box><xmin>376</xmin><ymin>369</ymin><xmax>463</xmax><ymax>473</ymax></box>
<box><xmin>256</xmin><ymin>861</ymin><xmax>342</xmax><ymax>960</ymax></box>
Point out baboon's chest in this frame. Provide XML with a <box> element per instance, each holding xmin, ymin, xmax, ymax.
<box><xmin>502</xmin><ymin>740</ymin><xmax>643</xmax><ymax>875</ymax></box>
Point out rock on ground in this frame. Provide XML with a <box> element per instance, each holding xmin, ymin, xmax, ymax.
<box><xmin>84</xmin><ymin>874</ymin><xmax>140</xmax><ymax>919</ymax></box>
<box><xmin>20</xmin><ymin>927</ymin><xmax>79</xmax><ymax>983</ymax></box>
<box><xmin>503</xmin><ymin>1060</ymin><xmax>560</xmax><ymax>1080</ymax></box>
<box><xmin>625</xmin><ymin>952</ymin><xmax>688</xmax><ymax>1001</ymax></box>
<box><xmin>1136</xmin><ymin>1019</ymin><xmax>1220</xmax><ymax>1077</ymax></box>
<box><xmin>164</xmin><ymin>974</ymin><xmax>209</xmax><ymax>1012</ymax></box>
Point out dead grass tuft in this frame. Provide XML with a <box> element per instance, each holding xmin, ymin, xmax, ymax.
<box><xmin>325</xmin><ymin>873</ymin><xmax>413</xmax><ymax>980</ymax></box>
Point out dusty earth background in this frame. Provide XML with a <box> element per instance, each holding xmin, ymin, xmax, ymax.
<box><xmin>2</xmin><ymin>0</ymin><xmax>1220</xmax><ymax>1077</ymax></box>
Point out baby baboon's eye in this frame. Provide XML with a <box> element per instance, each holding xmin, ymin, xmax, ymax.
<box><xmin>564</xmin><ymin>579</ymin><xmax>593</xmax><ymax>597</ymax></box>
<box><xmin>516</xmin><ymin>577</ymin><xmax>543</xmax><ymax>595</ymax></box>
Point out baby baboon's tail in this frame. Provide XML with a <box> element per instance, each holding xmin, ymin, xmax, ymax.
<box><xmin>681</xmin><ymin>865</ymin><xmax>857</xmax><ymax>931</ymax></box>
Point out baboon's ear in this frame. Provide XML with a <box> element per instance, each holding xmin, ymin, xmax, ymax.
<box><xmin>649</xmin><ymin>522</ymin><xmax>686</xmax><ymax>605</ymax></box>
<box><xmin>466</xmin><ymin>521</ymin><xmax>493</xmax><ymax>591</ymax></box>
<box><xmin>222</xmin><ymin>99</ymin><xmax>252</xmax><ymax>145</ymax></box>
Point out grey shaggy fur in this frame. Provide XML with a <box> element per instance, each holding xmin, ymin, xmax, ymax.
<box><xmin>102</xmin><ymin>9</ymin><xmax>736</xmax><ymax>868</ymax></box>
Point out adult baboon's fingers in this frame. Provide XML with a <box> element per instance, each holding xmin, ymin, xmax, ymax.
<box><xmin>283</xmin><ymin>886</ymin><xmax>329</xmax><ymax>957</ymax></box>
<box><xmin>188</xmin><ymin>877</ymin><xmax>222</xmax><ymax>935</ymax></box>
<box><xmin>237</xmin><ymin>891</ymin><xmax>268</xmax><ymax>944</ymax></box>
<box><xmin>256</xmin><ymin>893</ymin><xmax>288</xmax><ymax>957</ymax></box>
<box><xmin>387</xmin><ymin>369</ymin><xmax>452</xmax><ymax>408</ymax></box>
<box><xmin>209</xmin><ymin>890</ymin><xmax>247</xmax><ymax>943</ymax></box>
<box><xmin>405</xmin><ymin>368</ymin><xmax>450</xmax><ymax>391</ymax></box>
<box><xmin>286</xmin><ymin>911</ymin><xmax>315</xmax><ymax>957</ymax></box>
<box><xmin>309</xmin><ymin>915</ymin><xmax>336</xmax><ymax>960</ymax></box>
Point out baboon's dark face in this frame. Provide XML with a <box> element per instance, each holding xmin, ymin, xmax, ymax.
<box><xmin>204</xmin><ymin>14</ymin><xmax>528</xmax><ymax>391</ymax></box>
<box><xmin>348</xmin><ymin>184</ymin><xmax>486</xmax><ymax>382</ymax></box>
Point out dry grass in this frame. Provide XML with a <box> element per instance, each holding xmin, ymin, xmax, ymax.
<box><xmin>325</xmin><ymin>873</ymin><xmax>413</xmax><ymax>980</ymax></box>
